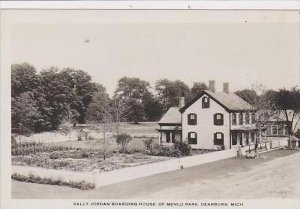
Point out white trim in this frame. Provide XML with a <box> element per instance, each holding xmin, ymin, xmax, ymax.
<box><xmin>0</xmin><ymin>1</ymin><xmax>299</xmax><ymax>10</ymax></box>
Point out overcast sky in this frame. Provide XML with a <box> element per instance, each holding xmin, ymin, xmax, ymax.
<box><xmin>9</xmin><ymin>10</ymin><xmax>300</xmax><ymax>96</ymax></box>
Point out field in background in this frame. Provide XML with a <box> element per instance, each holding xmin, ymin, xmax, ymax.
<box><xmin>16</xmin><ymin>122</ymin><xmax>159</xmax><ymax>145</ymax></box>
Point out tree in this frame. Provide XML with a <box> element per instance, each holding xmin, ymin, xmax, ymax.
<box><xmin>11</xmin><ymin>63</ymin><xmax>40</xmax><ymax>98</ymax></box>
<box><xmin>190</xmin><ymin>82</ymin><xmax>208</xmax><ymax>100</ymax></box>
<box><xmin>86</xmin><ymin>88</ymin><xmax>112</xmax><ymax>160</ymax></box>
<box><xmin>235</xmin><ymin>89</ymin><xmax>259</xmax><ymax>105</ymax></box>
<box><xmin>122</xmin><ymin>98</ymin><xmax>146</xmax><ymax>124</ymax></box>
<box><xmin>274</xmin><ymin>87</ymin><xmax>300</xmax><ymax>147</ymax></box>
<box><xmin>241</xmin><ymin>85</ymin><xmax>277</xmax><ymax>154</ymax></box>
<box><xmin>155</xmin><ymin>79</ymin><xmax>191</xmax><ymax>111</ymax></box>
<box><xmin>114</xmin><ymin>77</ymin><xmax>151</xmax><ymax>123</ymax></box>
<box><xmin>11</xmin><ymin>92</ymin><xmax>40</xmax><ymax>136</ymax></box>
<box><xmin>143</xmin><ymin>93</ymin><xmax>164</xmax><ymax>121</ymax></box>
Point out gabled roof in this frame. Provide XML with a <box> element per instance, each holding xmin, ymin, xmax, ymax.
<box><xmin>180</xmin><ymin>90</ymin><xmax>254</xmax><ymax>113</ymax></box>
<box><xmin>158</xmin><ymin>107</ymin><xmax>181</xmax><ymax>124</ymax></box>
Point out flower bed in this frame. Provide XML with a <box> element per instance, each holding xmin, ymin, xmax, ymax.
<box><xmin>12</xmin><ymin>148</ymin><xmax>171</xmax><ymax>172</ymax></box>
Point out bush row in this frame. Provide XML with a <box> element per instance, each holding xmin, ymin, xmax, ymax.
<box><xmin>12</xmin><ymin>145</ymin><xmax>73</xmax><ymax>156</ymax></box>
<box><xmin>11</xmin><ymin>173</ymin><xmax>95</xmax><ymax>190</ymax></box>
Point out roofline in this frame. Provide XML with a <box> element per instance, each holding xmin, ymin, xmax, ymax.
<box><xmin>179</xmin><ymin>90</ymin><xmax>255</xmax><ymax>113</ymax></box>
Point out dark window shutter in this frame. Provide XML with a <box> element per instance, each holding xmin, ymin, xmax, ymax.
<box><xmin>188</xmin><ymin>132</ymin><xmax>197</xmax><ymax>144</ymax></box>
<box><xmin>214</xmin><ymin>113</ymin><xmax>224</xmax><ymax>125</ymax></box>
<box><xmin>214</xmin><ymin>132</ymin><xmax>224</xmax><ymax>145</ymax></box>
<box><xmin>188</xmin><ymin>113</ymin><xmax>197</xmax><ymax>125</ymax></box>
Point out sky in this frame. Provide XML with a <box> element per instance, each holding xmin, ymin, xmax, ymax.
<box><xmin>8</xmin><ymin>10</ymin><xmax>300</xmax><ymax>96</ymax></box>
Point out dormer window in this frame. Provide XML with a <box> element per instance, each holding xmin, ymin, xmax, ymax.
<box><xmin>214</xmin><ymin>113</ymin><xmax>224</xmax><ymax>125</ymax></box>
<box><xmin>202</xmin><ymin>97</ymin><xmax>210</xmax><ymax>108</ymax></box>
<box><xmin>188</xmin><ymin>113</ymin><xmax>197</xmax><ymax>125</ymax></box>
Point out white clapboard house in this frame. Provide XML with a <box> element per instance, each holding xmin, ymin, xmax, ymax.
<box><xmin>158</xmin><ymin>81</ymin><xmax>258</xmax><ymax>150</ymax></box>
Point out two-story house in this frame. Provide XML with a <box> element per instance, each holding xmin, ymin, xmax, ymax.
<box><xmin>158</xmin><ymin>81</ymin><xmax>258</xmax><ymax>150</ymax></box>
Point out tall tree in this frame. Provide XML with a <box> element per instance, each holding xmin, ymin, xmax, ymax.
<box><xmin>235</xmin><ymin>89</ymin><xmax>259</xmax><ymax>105</ymax></box>
<box><xmin>11</xmin><ymin>63</ymin><xmax>40</xmax><ymax>98</ymax></box>
<box><xmin>155</xmin><ymin>79</ymin><xmax>191</xmax><ymax>111</ymax></box>
<box><xmin>114</xmin><ymin>77</ymin><xmax>151</xmax><ymax>123</ymax></box>
<box><xmin>11</xmin><ymin>92</ymin><xmax>40</xmax><ymax>136</ymax></box>
<box><xmin>190</xmin><ymin>82</ymin><xmax>208</xmax><ymax>100</ymax></box>
<box><xmin>86</xmin><ymin>88</ymin><xmax>112</xmax><ymax>160</ymax></box>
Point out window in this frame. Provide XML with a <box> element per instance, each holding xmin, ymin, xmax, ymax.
<box><xmin>202</xmin><ymin>97</ymin><xmax>210</xmax><ymax>108</ymax></box>
<box><xmin>271</xmin><ymin>125</ymin><xmax>278</xmax><ymax>135</ymax></box>
<box><xmin>232</xmin><ymin>132</ymin><xmax>237</xmax><ymax>145</ymax></box>
<box><xmin>245</xmin><ymin>113</ymin><xmax>250</xmax><ymax>124</ymax></box>
<box><xmin>283</xmin><ymin>125</ymin><xmax>289</xmax><ymax>135</ymax></box>
<box><xmin>232</xmin><ymin>113</ymin><xmax>237</xmax><ymax>125</ymax></box>
<box><xmin>251</xmin><ymin>132</ymin><xmax>255</xmax><ymax>142</ymax></box>
<box><xmin>188</xmin><ymin>113</ymin><xmax>197</xmax><ymax>125</ymax></box>
<box><xmin>214</xmin><ymin>113</ymin><xmax>224</xmax><ymax>125</ymax></box>
<box><xmin>251</xmin><ymin>113</ymin><xmax>256</xmax><ymax>124</ymax></box>
<box><xmin>188</xmin><ymin>132</ymin><xmax>197</xmax><ymax>144</ymax></box>
<box><xmin>166</xmin><ymin>132</ymin><xmax>170</xmax><ymax>143</ymax></box>
<box><xmin>239</xmin><ymin>113</ymin><xmax>243</xmax><ymax>125</ymax></box>
<box><xmin>214</xmin><ymin>132</ymin><xmax>224</xmax><ymax>145</ymax></box>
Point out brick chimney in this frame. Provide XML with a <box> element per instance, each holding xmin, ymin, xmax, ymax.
<box><xmin>223</xmin><ymin>82</ymin><xmax>229</xmax><ymax>94</ymax></box>
<box><xmin>179</xmin><ymin>97</ymin><xmax>185</xmax><ymax>108</ymax></box>
<box><xmin>208</xmin><ymin>80</ymin><xmax>215</xmax><ymax>92</ymax></box>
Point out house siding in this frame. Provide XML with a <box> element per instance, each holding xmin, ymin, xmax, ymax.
<box><xmin>182</xmin><ymin>94</ymin><xmax>230</xmax><ymax>150</ymax></box>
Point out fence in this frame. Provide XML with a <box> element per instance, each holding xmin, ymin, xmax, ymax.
<box><xmin>12</xmin><ymin>149</ymin><xmax>237</xmax><ymax>188</ymax></box>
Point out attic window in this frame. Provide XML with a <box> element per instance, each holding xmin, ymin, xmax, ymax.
<box><xmin>202</xmin><ymin>97</ymin><xmax>210</xmax><ymax>108</ymax></box>
<box><xmin>214</xmin><ymin>113</ymin><xmax>224</xmax><ymax>126</ymax></box>
<box><xmin>188</xmin><ymin>113</ymin><xmax>197</xmax><ymax>125</ymax></box>
<box><xmin>251</xmin><ymin>113</ymin><xmax>256</xmax><ymax>124</ymax></box>
<box><xmin>239</xmin><ymin>113</ymin><xmax>243</xmax><ymax>125</ymax></box>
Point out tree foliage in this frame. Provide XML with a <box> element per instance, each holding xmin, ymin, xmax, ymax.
<box><xmin>155</xmin><ymin>79</ymin><xmax>191</xmax><ymax>111</ymax></box>
<box><xmin>11</xmin><ymin>64</ymin><xmax>99</xmax><ymax>134</ymax></box>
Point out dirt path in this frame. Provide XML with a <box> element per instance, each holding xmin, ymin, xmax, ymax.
<box><xmin>12</xmin><ymin>149</ymin><xmax>300</xmax><ymax>199</ymax></box>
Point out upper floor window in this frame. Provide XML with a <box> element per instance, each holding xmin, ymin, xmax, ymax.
<box><xmin>188</xmin><ymin>132</ymin><xmax>197</xmax><ymax>144</ymax></box>
<box><xmin>232</xmin><ymin>113</ymin><xmax>237</xmax><ymax>125</ymax></box>
<box><xmin>202</xmin><ymin>97</ymin><xmax>210</xmax><ymax>108</ymax></box>
<box><xmin>251</xmin><ymin>113</ymin><xmax>256</xmax><ymax>124</ymax></box>
<box><xmin>214</xmin><ymin>113</ymin><xmax>224</xmax><ymax>126</ymax></box>
<box><xmin>245</xmin><ymin>113</ymin><xmax>250</xmax><ymax>124</ymax></box>
<box><xmin>239</xmin><ymin>113</ymin><xmax>243</xmax><ymax>125</ymax></box>
<box><xmin>271</xmin><ymin>125</ymin><xmax>278</xmax><ymax>135</ymax></box>
<box><xmin>214</xmin><ymin>132</ymin><xmax>224</xmax><ymax>145</ymax></box>
<box><xmin>188</xmin><ymin>113</ymin><xmax>197</xmax><ymax>125</ymax></box>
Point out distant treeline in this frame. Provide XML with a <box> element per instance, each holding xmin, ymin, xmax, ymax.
<box><xmin>11</xmin><ymin>63</ymin><xmax>300</xmax><ymax>136</ymax></box>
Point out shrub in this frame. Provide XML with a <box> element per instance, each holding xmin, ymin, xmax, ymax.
<box><xmin>116</xmin><ymin>133</ymin><xmax>132</xmax><ymax>151</ymax></box>
<box><xmin>11</xmin><ymin>173</ymin><xmax>95</xmax><ymax>190</ymax></box>
<box><xmin>150</xmin><ymin>146</ymin><xmax>182</xmax><ymax>157</ymax></box>
<box><xmin>143</xmin><ymin>138</ymin><xmax>154</xmax><ymax>150</ymax></box>
<box><xmin>173</xmin><ymin>140</ymin><xmax>191</xmax><ymax>156</ymax></box>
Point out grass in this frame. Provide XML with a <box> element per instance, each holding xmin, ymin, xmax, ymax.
<box><xmin>11</xmin><ymin>173</ymin><xmax>95</xmax><ymax>190</ymax></box>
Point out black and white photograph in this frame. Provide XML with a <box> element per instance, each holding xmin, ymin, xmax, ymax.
<box><xmin>0</xmin><ymin>2</ymin><xmax>300</xmax><ymax>209</ymax></box>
